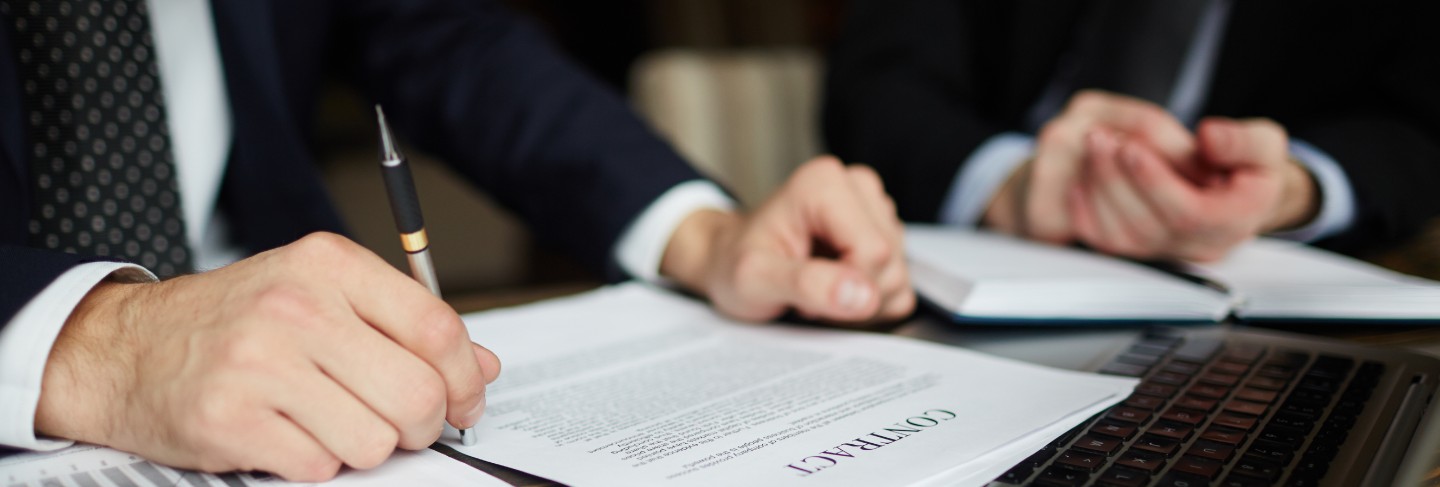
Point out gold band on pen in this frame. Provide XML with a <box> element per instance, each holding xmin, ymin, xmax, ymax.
<box><xmin>399</xmin><ymin>229</ymin><xmax>429</xmax><ymax>253</ymax></box>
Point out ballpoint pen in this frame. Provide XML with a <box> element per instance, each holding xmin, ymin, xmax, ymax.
<box><xmin>375</xmin><ymin>105</ymin><xmax>479</xmax><ymax>446</ymax></box>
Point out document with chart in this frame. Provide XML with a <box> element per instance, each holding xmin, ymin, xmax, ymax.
<box><xmin>444</xmin><ymin>284</ymin><xmax>1138</xmax><ymax>487</ymax></box>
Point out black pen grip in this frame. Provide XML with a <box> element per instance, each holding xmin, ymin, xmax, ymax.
<box><xmin>381</xmin><ymin>159</ymin><xmax>426</xmax><ymax>235</ymax></box>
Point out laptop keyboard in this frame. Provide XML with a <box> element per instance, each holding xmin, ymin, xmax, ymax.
<box><xmin>992</xmin><ymin>328</ymin><xmax>1384</xmax><ymax>487</ymax></box>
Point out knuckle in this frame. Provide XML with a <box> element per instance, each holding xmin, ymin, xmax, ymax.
<box><xmin>1069</xmin><ymin>90</ymin><xmax>1107</xmax><ymax>112</ymax></box>
<box><xmin>853</xmin><ymin>239</ymin><xmax>893</xmax><ymax>268</ymax></box>
<box><xmin>352</xmin><ymin>427</ymin><xmax>399</xmax><ymax>469</ymax></box>
<box><xmin>396</xmin><ymin>374</ymin><xmax>447</xmax><ymax>431</ymax></box>
<box><xmin>413</xmin><ymin>304</ymin><xmax>467</xmax><ymax>358</ymax></box>
<box><xmin>217</xmin><ymin>331</ymin><xmax>277</xmax><ymax>372</ymax></box>
<box><xmin>292</xmin><ymin>232</ymin><xmax>358</xmax><ymax>263</ymax></box>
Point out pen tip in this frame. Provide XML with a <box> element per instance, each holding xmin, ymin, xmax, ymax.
<box><xmin>376</xmin><ymin>105</ymin><xmax>400</xmax><ymax>161</ymax></box>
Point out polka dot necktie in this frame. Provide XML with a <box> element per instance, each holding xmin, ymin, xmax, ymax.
<box><xmin>3</xmin><ymin>0</ymin><xmax>193</xmax><ymax>278</ymax></box>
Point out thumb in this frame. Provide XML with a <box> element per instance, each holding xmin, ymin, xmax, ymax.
<box><xmin>1198</xmin><ymin>117</ymin><xmax>1288</xmax><ymax>169</ymax></box>
<box><xmin>748</xmin><ymin>253</ymin><xmax>880</xmax><ymax>322</ymax></box>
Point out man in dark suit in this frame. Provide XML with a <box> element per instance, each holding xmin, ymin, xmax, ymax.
<box><xmin>0</xmin><ymin>0</ymin><xmax>914</xmax><ymax>480</ymax></box>
<box><xmin>825</xmin><ymin>0</ymin><xmax>1440</xmax><ymax>261</ymax></box>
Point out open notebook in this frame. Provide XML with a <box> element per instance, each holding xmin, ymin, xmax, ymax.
<box><xmin>906</xmin><ymin>225</ymin><xmax>1440</xmax><ymax>323</ymax></box>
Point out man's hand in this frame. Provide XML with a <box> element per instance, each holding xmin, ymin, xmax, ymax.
<box><xmin>985</xmin><ymin>91</ymin><xmax>1196</xmax><ymax>243</ymax></box>
<box><xmin>35</xmin><ymin>233</ymin><xmax>502</xmax><ymax>481</ymax></box>
<box><xmin>1068</xmin><ymin>117</ymin><xmax>1319</xmax><ymax>261</ymax></box>
<box><xmin>660</xmin><ymin>157</ymin><xmax>915</xmax><ymax>325</ymax></box>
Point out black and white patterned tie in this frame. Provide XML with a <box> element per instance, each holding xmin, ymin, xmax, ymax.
<box><xmin>3</xmin><ymin>0</ymin><xmax>192</xmax><ymax>277</ymax></box>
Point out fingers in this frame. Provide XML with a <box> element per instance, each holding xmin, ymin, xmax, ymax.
<box><xmin>1070</xmin><ymin>90</ymin><xmax>1196</xmax><ymax>163</ymax></box>
<box><xmin>269</xmin><ymin>364</ymin><xmax>399</xmax><ymax>470</ymax></box>
<box><xmin>302</xmin><ymin>312</ymin><xmax>450</xmax><ymax>449</ymax></box>
<box><xmin>291</xmin><ymin>235</ymin><xmax>489</xmax><ymax>432</ymax></box>
<box><xmin>1082</xmin><ymin>129</ymin><xmax>1170</xmax><ymax>256</ymax></box>
<box><xmin>1198</xmin><ymin>117</ymin><xmax>1288</xmax><ymax>168</ymax></box>
<box><xmin>841</xmin><ymin>164</ymin><xmax>915</xmax><ymax>320</ymax></box>
<box><xmin>224</xmin><ymin>412</ymin><xmax>341</xmax><ymax>482</ymax></box>
<box><xmin>792</xmin><ymin>158</ymin><xmax>894</xmax><ymax>278</ymax></box>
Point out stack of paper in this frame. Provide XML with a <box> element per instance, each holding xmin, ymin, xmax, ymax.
<box><xmin>442</xmin><ymin>284</ymin><xmax>1138</xmax><ymax>486</ymax></box>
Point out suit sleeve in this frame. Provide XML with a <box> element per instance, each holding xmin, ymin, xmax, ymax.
<box><xmin>823</xmin><ymin>0</ymin><xmax>1010</xmax><ymax>223</ymax></box>
<box><xmin>1289</xmin><ymin>5</ymin><xmax>1440</xmax><ymax>256</ymax></box>
<box><xmin>331</xmin><ymin>0</ymin><xmax>705</xmax><ymax>280</ymax></box>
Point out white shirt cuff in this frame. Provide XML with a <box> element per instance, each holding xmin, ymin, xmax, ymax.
<box><xmin>614</xmin><ymin>180</ymin><xmax>737</xmax><ymax>282</ymax></box>
<box><xmin>1267</xmin><ymin>140</ymin><xmax>1357</xmax><ymax>243</ymax></box>
<box><xmin>938</xmin><ymin>132</ymin><xmax>1035</xmax><ymax>227</ymax></box>
<box><xmin>0</xmin><ymin>262</ymin><xmax>156</xmax><ymax>451</ymax></box>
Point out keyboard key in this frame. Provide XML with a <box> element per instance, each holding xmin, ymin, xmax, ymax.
<box><xmin>1163</xmin><ymin>362</ymin><xmax>1202</xmax><ymax>375</ymax></box>
<box><xmin>1219</xmin><ymin>473</ymin><xmax>1272</xmax><ymax>487</ymax></box>
<box><xmin>1125</xmin><ymin>394</ymin><xmax>1166</xmax><ymax>410</ymax></box>
<box><xmin>1055</xmin><ymin>449</ymin><xmax>1106</xmax><ymax>472</ymax></box>
<box><xmin>1223</xmin><ymin>400</ymin><xmax>1267</xmax><ymax>416</ymax></box>
<box><xmin>1246</xmin><ymin>440</ymin><xmax>1295</xmax><ymax>464</ymax></box>
<box><xmin>1223</xmin><ymin>344</ymin><xmax>1265</xmax><ymax>364</ymax></box>
<box><xmin>1257</xmin><ymin>366</ymin><xmax>1295</xmax><ymax>380</ymax></box>
<box><xmin>1211</xmin><ymin>361</ymin><xmax>1250</xmax><ymax>375</ymax></box>
<box><xmin>1280</xmin><ymin>401</ymin><xmax>1324</xmax><ymax>419</ymax></box>
<box><xmin>1230</xmin><ymin>456</ymin><xmax>1282</xmax><ymax>481</ymax></box>
<box><xmin>1152</xmin><ymin>371</ymin><xmax>1191</xmax><ymax>385</ymax></box>
<box><xmin>1150</xmin><ymin>422</ymin><xmax>1194</xmax><ymax>441</ymax></box>
<box><xmin>1200</xmin><ymin>426</ymin><xmax>1248</xmax><ymax>446</ymax></box>
<box><xmin>1189</xmin><ymin>384</ymin><xmax>1230</xmax><ymax>399</ymax></box>
<box><xmin>1160</xmin><ymin>407</ymin><xmax>1206</xmax><ymax>426</ymax></box>
<box><xmin>1115</xmin><ymin>448</ymin><xmax>1167</xmax><ymax>473</ymax></box>
<box><xmin>1212</xmin><ymin>413</ymin><xmax>1258</xmax><ymax>431</ymax></box>
<box><xmin>1245</xmin><ymin>376</ymin><xmax>1287</xmax><ymax>391</ymax></box>
<box><xmin>1171</xmin><ymin>455</ymin><xmax>1224</xmax><ymax>479</ymax></box>
<box><xmin>996</xmin><ymin>465</ymin><xmax>1032</xmax><ymax>484</ymax></box>
<box><xmin>1269</xmin><ymin>349</ymin><xmax>1309</xmax><ymax>367</ymax></box>
<box><xmin>1091</xmin><ymin>420</ymin><xmax>1138</xmax><ymax>440</ymax></box>
<box><xmin>1132</xmin><ymin>435</ymin><xmax>1180</xmax><ymax>457</ymax></box>
<box><xmin>1172</xmin><ymin>337</ymin><xmax>1223</xmax><ymax>363</ymax></box>
<box><xmin>1157</xmin><ymin>471</ymin><xmax>1211</xmax><ymax>487</ymax></box>
<box><xmin>1019</xmin><ymin>448</ymin><xmax>1058</xmax><ymax>469</ymax></box>
<box><xmin>1097</xmin><ymin>466</ymin><xmax>1150</xmax><ymax>487</ymax></box>
<box><xmin>1234</xmin><ymin>388</ymin><xmax>1278</xmax><ymax>403</ymax></box>
<box><xmin>1035</xmin><ymin>466</ymin><xmax>1089</xmax><ymax>487</ymax></box>
<box><xmin>1269</xmin><ymin>412</ymin><xmax>1314</xmax><ymax>433</ymax></box>
<box><xmin>1198</xmin><ymin>373</ymin><xmax>1240</xmax><ymax>387</ymax></box>
<box><xmin>1107</xmin><ymin>407</ymin><xmax>1153</xmax><ymax>424</ymax></box>
<box><xmin>1186</xmin><ymin>440</ymin><xmax>1235</xmax><ymax>462</ymax></box>
<box><xmin>1073</xmin><ymin>435</ymin><xmax>1123</xmax><ymax>456</ymax></box>
<box><xmin>1174</xmin><ymin>395</ymin><xmax>1218</xmax><ymax>412</ymax></box>
<box><xmin>1258</xmin><ymin>425</ymin><xmax>1305</xmax><ymax>448</ymax></box>
<box><xmin>1294</xmin><ymin>453</ymin><xmax>1332</xmax><ymax>476</ymax></box>
<box><xmin>1136</xmin><ymin>382</ymin><xmax>1180</xmax><ymax>397</ymax></box>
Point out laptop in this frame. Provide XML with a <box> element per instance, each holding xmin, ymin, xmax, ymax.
<box><xmin>897</xmin><ymin>319</ymin><xmax>1440</xmax><ymax>487</ymax></box>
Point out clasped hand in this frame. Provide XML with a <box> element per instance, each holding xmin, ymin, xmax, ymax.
<box><xmin>986</xmin><ymin>90</ymin><xmax>1319</xmax><ymax>262</ymax></box>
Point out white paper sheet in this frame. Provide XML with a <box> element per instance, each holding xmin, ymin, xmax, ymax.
<box><xmin>0</xmin><ymin>444</ymin><xmax>509</xmax><ymax>487</ymax></box>
<box><xmin>442</xmin><ymin>284</ymin><xmax>1137</xmax><ymax>487</ymax></box>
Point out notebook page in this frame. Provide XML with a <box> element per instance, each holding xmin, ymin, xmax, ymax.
<box><xmin>906</xmin><ymin>226</ymin><xmax>1229</xmax><ymax>321</ymax></box>
<box><xmin>1199</xmin><ymin>238</ymin><xmax>1440</xmax><ymax>320</ymax></box>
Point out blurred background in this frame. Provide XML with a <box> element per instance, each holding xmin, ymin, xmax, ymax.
<box><xmin>309</xmin><ymin>0</ymin><xmax>1440</xmax><ymax>299</ymax></box>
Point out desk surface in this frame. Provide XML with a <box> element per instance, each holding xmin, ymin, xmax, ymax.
<box><xmin>437</xmin><ymin>284</ymin><xmax>1440</xmax><ymax>486</ymax></box>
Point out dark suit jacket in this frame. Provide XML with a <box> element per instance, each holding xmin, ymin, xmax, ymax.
<box><xmin>0</xmin><ymin>0</ymin><xmax>703</xmax><ymax>324</ymax></box>
<box><xmin>824</xmin><ymin>0</ymin><xmax>1440</xmax><ymax>257</ymax></box>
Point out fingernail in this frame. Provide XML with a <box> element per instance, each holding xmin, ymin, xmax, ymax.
<box><xmin>835</xmin><ymin>279</ymin><xmax>873</xmax><ymax>311</ymax></box>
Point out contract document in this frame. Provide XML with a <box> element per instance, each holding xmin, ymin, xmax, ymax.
<box><xmin>443</xmin><ymin>284</ymin><xmax>1138</xmax><ymax>486</ymax></box>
